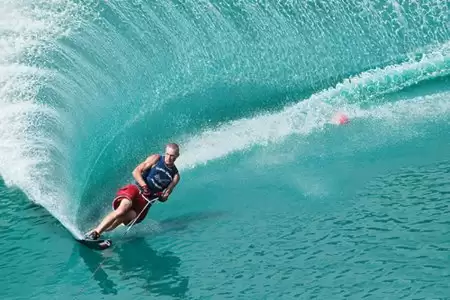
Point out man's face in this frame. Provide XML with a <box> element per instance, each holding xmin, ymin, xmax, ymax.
<box><xmin>164</xmin><ymin>147</ymin><xmax>179</xmax><ymax>166</ymax></box>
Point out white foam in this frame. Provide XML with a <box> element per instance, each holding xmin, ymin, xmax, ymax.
<box><xmin>353</xmin><ymin>91</ymin><xmax>450</xmax><ymax>121</ymax></box>
<box><xmin>0</xmin><ymin>0</ymin><xmax>89</xmax><ymax>237</ymax></box>
<box><xmin>177</xmin><ymin>43</ymin><xmax>450</xmax><ymax>170</ymax></box>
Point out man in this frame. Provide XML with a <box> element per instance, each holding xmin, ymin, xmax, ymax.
<box><xmin>84</xmin><ymin>143</ymin><xmax>181</xmax><ymax>240</ymax></box>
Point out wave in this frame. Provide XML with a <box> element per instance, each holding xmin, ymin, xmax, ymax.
<box><xmin>0</xmin><ymin>0</ymin><xmax>449</xmax><ymax>238</ymax></box>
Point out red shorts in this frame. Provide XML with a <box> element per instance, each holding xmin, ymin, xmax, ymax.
<box><xmin>112</xmin><ymin>184</ymin><xmax>157</xmax><ymax>224</ymax></box>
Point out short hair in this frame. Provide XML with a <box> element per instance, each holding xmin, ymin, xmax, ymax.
<box><xmin>166</xmin><ymin>143</ymin><xmax>180</xmax><ymax>154</ymax></box>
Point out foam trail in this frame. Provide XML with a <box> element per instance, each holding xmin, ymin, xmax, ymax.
<box><xmin>0</xmin><ymin>0</ymin><xmax>90</xmax><ymax>237</ymax></box>
<box><xmin>353</xmin><ymin>92</ymin><xmax>450</xmax><ymax>121</ymax></box>
<box><xmin>178</xmin><ymin>44</ymin><xmax>450</xmax><ymax>170</ymax></box>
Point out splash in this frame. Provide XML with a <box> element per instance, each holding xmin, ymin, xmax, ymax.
<box><xmin>0</xmin><ymin>0</ymin><xmax>449</xmax><ymax>239</ymax></box>
<box><xmin>0</xmin><ymin>0</ymin><xmax>92</xmax><ymax>237</ymax></box>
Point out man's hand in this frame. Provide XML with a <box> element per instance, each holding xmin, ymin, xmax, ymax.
<box><xmin>141</xmin><ymin>185</ymin><xmax>152</xmax><ymax>197</ymax></box>
<box><xmin>158</xmin><ymin>189</ymin><xmax>171</xmax><ymax>202</ymax></box>
<box><xmin>159</xmin><ymin>173</ymin><xmax>180</xmax><ymax>202</ymax></box>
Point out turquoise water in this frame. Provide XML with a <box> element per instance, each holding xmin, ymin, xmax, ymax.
<box><xmin>1</xmin><ymin>0</ymin><xmax>450</xmax><ymax>299</ymax></box>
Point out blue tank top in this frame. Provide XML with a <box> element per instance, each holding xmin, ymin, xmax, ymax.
<box><xmin>142</xmin><ymin>155</ymin><xmax>178</xmax><ymax>192</ymax></box>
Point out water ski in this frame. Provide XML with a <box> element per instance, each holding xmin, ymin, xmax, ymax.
<box><xmin>77</xmin><ymin>238</ymin><xmax>112</xmax><ymax>251</ymax></box>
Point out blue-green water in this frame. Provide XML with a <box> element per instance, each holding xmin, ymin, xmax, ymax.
<box><xmin>1</xmin><ymin>0</ymin><xmax>450</xmax><ymax>299</ymax></box>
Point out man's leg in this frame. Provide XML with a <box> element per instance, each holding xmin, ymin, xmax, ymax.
<box><xmin>91</xmin><ymin>198</ymin><xmax>133</xmax><ymax>236</ymax></box>
<box><xmin>104</xmin><ymin>209</ymin><xmax>137</xmax><ymax>232</ymax></box>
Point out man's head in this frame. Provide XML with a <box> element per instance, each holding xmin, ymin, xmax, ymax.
<box><xmin>164</xmin><ymin>143</ymin><xmax>180</xmax><ymax>166</ymax></box>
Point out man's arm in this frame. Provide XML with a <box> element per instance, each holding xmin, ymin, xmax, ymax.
<box><xmin>132</xmin><ymin>154</ymin><xmax>160</xmax><ymax>188</ymax></box>
<box><xmin>160</xmin><ymin>173</ymin><xmax>180</xmax><ymax>201</ymax></box>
